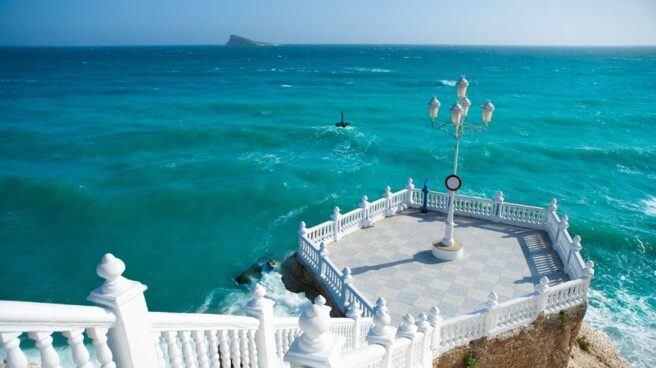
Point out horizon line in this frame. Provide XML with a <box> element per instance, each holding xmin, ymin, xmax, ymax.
<box><xmin>1</xmin><ymin>42</ymin><xmax>655</xmax><ymax>48</ymax></box>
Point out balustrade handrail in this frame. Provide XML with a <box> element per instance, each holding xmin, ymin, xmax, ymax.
<box><xmin>0</xmin><ymin>300</ymin><xmax>116</xmax><ymax>331</ymax></box>
<box><xmin>149</xmin><ymin>311</ymin><xmax>259</xmax><ymax>331</ymax></box>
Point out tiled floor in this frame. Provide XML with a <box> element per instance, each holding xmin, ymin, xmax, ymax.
<box><xmin>328</xmin><ymin>209</ymin><xmax>568</xmax><ymax>324</ymax></box>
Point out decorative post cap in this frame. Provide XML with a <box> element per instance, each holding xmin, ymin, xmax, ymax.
<box><xmin>384</xmin><ymin>186</ymin><xmax>392</xmax><ymax>198</ymax></box>
<box><xmin>319</xmin><ymin>242</ymin><xmax>329</xmax><ymax>257</ymax></box>
<box><xmin>342</xmin><ymin>267</ymin><xmax>353</xmax><ymax>284</ymax></box>
<box><xmin>583</xmin><ymin>260</ymin><xmax>595</xmax><ymax>279</ymax></box>
<box><xmin>299</xmin><ymin>221</ymin><xmax>307</xmax><ymax>235</ymax></box>
<box><xmin>331</xmin><ymin>206</ymin><xmax>341</xmax><ymax>220</ymax></box>
<box><xmin>397</xmin><ymin>314</ymin><xmax>418</xmax><ymax>339</ymax></box>
<box><xmin>246</xmin><ymin>283</ymin><xmax>267</xmax><ymax>309</ymax></box>
<box><xmin>572</xmin><ymin>235</ymin><xmax>582</xmax><ymax>252</ymax></box>
<box><xmin>346</xmin><ymin>302</ymin><xmax>362</xmax><ymax>319</ymax></box>
<box><xmin>427</xmin><ymin>306</ymin><xmax>442</xmax><ymax>325</ymax></box>
<box><xmin>406</xmin><ymin>178</ymin><xmax>415</xmax><ymax>190</ymax></box>
<box><xmin>495</xmin><ymin>191</ymin><xmax>505</xmax><ymax>202</ymax></box>
<box><xmin>486</xmin><ymin>291</ymin><xmax>499</xmax><ymax>310</ymax></box>
<box><xmin>360</xmin><ymin>195</ymin><xmax>369</xmax><ymax>208</ymax></box>
<box><xmin>376</xmin><ymin>297</ymin><xmax>387</xmax><ymax>310</ymax></box>
<box><xmin>95</xmin><ymin>253</ymin><xmax>132</xmax><ymax>296</ymax></box>
<box><xmin>297</xmin><ymin>295</ymin><xmax>332</xmax><ymax>351</ymax></box>
<box><xmin>535</xmin><ymin>276</ymin><xmax>550</xmax><ymax>294</ymax></box>
<box><xmin>416</xmin><ymin>313</ymin><xmax>431</xmax><ymax>332</ymax></box>
<box><xmin>561</xmin><ymin>215</ymin><xmax>569</xmax><ymax>229</ymax></box>
<box><xmin>370</xmin><ymin>297</ymin><xmax>393</xmax><ymax>337</ymax></box>
<box><xmin>549</xmin><ymin>198</ymin><xmax>558</xmax><ymax>212</ymax></box>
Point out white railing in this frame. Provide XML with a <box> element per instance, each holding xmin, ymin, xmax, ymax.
<box><xmin>0</xmin><ymin>300</ymin><xmax>117</xmax><ymax>368</ymax></box>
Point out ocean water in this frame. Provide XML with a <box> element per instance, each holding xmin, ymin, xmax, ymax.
<box><xmin>0</xmin><ymin>46</ymin><xmax>654</xmax><ymax>366</ymax></box>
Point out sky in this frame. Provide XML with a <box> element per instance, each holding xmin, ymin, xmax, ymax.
<box><xmin>0</xmin><ymin>0</ymin><xmax>655</xmax><ymax>46</ymax></box>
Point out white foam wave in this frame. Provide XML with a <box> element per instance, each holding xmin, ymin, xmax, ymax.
<box><xmin>280</xmin><ymin>84</ymin><xmax>292</xmax><ymax>88</ymax></box>
<box><xmin>345</xmin><ymin>67</ymin><xmax>393</xmax><ymax>73</ymax></box>
<box><xmin>214</xmin><ymin>271</ymin><xmax>309</xmax><ymax>317</ymax></box>
<box><xmin>439</xmin><ymin>79</ymin><xmax>456</xmax><ymax>87</ymax></box>
<box><xmin>238</xmin><ymin>151</ymin><xmax>282</xmax><ymax>172</ymax></box>
<box><xmin>640</xmin><ymin>196</ymin><xmax>656</xmax><ymax>216</ymax></box>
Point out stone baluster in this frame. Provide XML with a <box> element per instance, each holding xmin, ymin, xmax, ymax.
<box><xmin>285</xmin><ymin>295</ymin><xmax>344</xmax><ymax>368</ymax></box>
<box><xmin>87</xmin><ymin>253</ymin><xmax>159</xmax><ymax>368</ymax></box>
<box><xmin>239</xmin><ymin>329</ymin><xmax>250</xmax><ymax>367</ymax></box>
<box><xmin>366</xmin><ymin>298</ymin><xmax>396</xmax><ymax>368</ymax></box>
<box><xmin>397</xmin><ymin>314</ymin><xmax>418</xmax><ymax>368</ymax></box>
<box><xmin>218</xmin><ymin>330</ymin><xmax>232</xmax><ymax>368</ymax></box>
<box><xmin>153</xmin><ymin>332</ymin><xmax>166</xmax><ymax>368</ymax></box>
<box><xmin>331</xmin><ymin>207</ymin><xmax>342</xmax><ymax>241</ymax></box>
<box><xmin>179</xmin><ymin>331</ymin><xmax>197</xmax><ymax>368</ymax></box>
<box><xmin>535</xmin><ymin>276</ymin><xmax>551</xmax><ymax>313</ymax></box>
<box><xmin>28</xmin><ymin>331</ymin><xmax>62</xmax><ymax>368</ymax></box>
<box><xmin>494</xmin><ymin>191</ymin><xmax>505</xmax><ymax>220</ymax></box>
<box><xmin>384</xmin><ymin>186</ymin><xmax>394</xmax><ymax>217</ymax></box>
<box><xmin>485</xmin><ymin>292</ymin><xmax>499</xmax><ymax>335</ymax></box>
<box><xmin>0</xmin><ymin>332</ymin><xmax>29</xmax><ymax>368</ymax></box>
<box><xmin>206</xmin><ymin>330</ymin><xmax>221</xmax><ymax>368</ymax></box>
<box><xmin>244</xmin><ymin>283</ymin><xmax>278</xmax><ymax>368</ymax></box>
<box><xmin>164</xmin><ymin>331</ymin><xmax>183</xmax><ymax>368</ymax></box>
<box><xmin>416</xmin><ymin>313</ymin><xmax>434</xmax><ymax>368</ymax></box>
<box><xmin>427</xmin><ymin>306</ymin><xmax>442</xmax><ymax>352</ymax></box>
<box><xmin>192</xmin><ymin>330</ymin><xmax>210</xmax><ymax>368</ymax></box>
<box><xmin>406</xmin><ymin>178</ymin><xmax>415</xmax><ymax>207</ymax></box>
<box><xmin>229</xmin><ymin>330</ymin><xmax>241</xmax><ymax>367</ymax></box>
<box><xmin>87</xmin><ymin>327</ymin><xmax>116</xmax><ymax>368</ymax></box>
<box><xmin>63</xmin><ymin>329</ymin><xmax>93</xmax><ymax>368</ymax></box>
<box><xmin>582</xmin><ymin>261</ymin><xmax>595</xmax><ymax>301</ymax></box>
<box><xmin>248</xmin><ymin>329</ymin><xmax>258</xmax><ymax>367</ymax></box>
<box><xmin>346</xmin><ymin>302</ymin><xmax>363</xmax><ymax>349</ymax></box>
<box><xmin>360</xmin><ymin>195</ymin><xmax>371</xmax><ymax>228</ymax></box>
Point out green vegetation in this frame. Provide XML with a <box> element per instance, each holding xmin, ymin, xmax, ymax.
<box><xmin>464</xmin><ymin>352</ymin><xmax>477</xmax><ymax>368</ymax></box>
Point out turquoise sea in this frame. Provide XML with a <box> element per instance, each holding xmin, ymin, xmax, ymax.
<box><xmin>0</xmin><ymin>46</ymin><xmax>654</xmax><ymax>366</ymax></box>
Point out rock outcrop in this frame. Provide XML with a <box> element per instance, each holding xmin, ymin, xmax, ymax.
<box><xmin>225</xmin><ymin>34</ymin><xmax>273</xmax><ymax>46</ymax></box>
<box><xmin>567</xmin><ymin>322</ymin><xmax>632</xmax><ymax>368</ymax></box>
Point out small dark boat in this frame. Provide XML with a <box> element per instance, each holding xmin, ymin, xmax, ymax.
<box><xmin>335</xmin><ymin>111</ymin><xmax>351</xmax><ymax>128</ymax></box>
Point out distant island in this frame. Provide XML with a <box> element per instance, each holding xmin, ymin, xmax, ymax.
<box><xmin>226</xmin><ymin>34</ymin><xmax>274</xmax><ymax>46</ymax></box>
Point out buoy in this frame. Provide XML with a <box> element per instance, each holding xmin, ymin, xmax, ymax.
<box><xmin>335</xmin><ymin>111</ymin><xmax>350</xmax><ymax>128</ymax></box>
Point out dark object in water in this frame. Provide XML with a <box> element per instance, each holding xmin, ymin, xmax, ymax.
<box><xmin>335</xmin><ymin>111</ymin><xmax>351</xmax><ymax>128</ymax></box>
<box><xmin>235</xmin><ymin>258</ymin><xmax>279</xmax><ymax>284</ymax></box>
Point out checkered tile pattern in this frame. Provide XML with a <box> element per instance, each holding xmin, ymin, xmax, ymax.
<box><xmin>328</xmin><ymin>209</ymin><xmax>568</xmax><ymax>324</ymax></box>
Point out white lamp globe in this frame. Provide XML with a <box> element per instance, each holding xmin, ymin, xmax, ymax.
<box><xmin>481</xmin><ymin>100</ymin><xmax>495</xmax><ymax>124</ymax></box>
<box><xmin>427</xmin><ymin>97</ymin><xmax>441</xmax><ymax>121</ymax></box>
<box><xmin>456</xmin><ymin>75</ymin><xmax>469</xmax><ymax>98</ymax></box>
<box><xmin>450</xmin><ymin>102</ymin><xmax>463</xmax><ymax>125</ymax></box>
<box><xmin>460</xmin><ymin>96</ymin><xmax>471</xmax><ymax>117</ymax></box>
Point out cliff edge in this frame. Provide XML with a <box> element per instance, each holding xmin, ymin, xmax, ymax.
<box><xmin>226</xmin><ymin>34</ymin><xmax>273</xmax><ymax>46</ymax></box>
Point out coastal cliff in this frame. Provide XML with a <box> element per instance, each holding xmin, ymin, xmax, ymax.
<box><xmin>226</xmin><ymin>34</ymin><xmax>273</xmax><ymax>46</ymax></box>
<box><xmin>280</xmin><ymin>252</ymin><xmax>631</xmax><ymax>368</ymax></box>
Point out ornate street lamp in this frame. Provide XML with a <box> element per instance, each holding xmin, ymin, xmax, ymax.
<box><xmin>425</xmin><ymin>75</ymin><xmax>495</xmax><ymax>259</ymax></box>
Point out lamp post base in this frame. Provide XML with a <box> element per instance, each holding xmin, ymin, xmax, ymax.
<box><xmin>431</xmin><ymin>240</ymin><xmax>463</xmax><ymax>261</ymax></box>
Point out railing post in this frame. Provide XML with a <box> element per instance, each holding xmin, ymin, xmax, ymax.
<box><xmin>331</xmin><ymin>207</ymin><xmax>342</xmax><ymax>242</ymax></box>
<box><xmin>485</xmin><ymin>292</ymin><xmax>499</xmax><ymax>335</ymax></box>
<box><xmin>548</xmin><ymin>198</ymin><xmax>558</xmax><ymax>214</ymax></box>
<box><xmin>245</xmin><ymin>283</ymin><xmax>279</xmax><ymax>368</ymax></box>
<box><xmin>285</xmin><ymin>295</ymin><xmax>344</xmax><ymax>368</ymax></box>
<box><xmin>384</xmin><ymin>186</ymin><xmax>394</xmax><ymax>217</ymax></box>
<box><xmin>360</xmin><ymin>195</ymin><xmax>371</xmax><ymax>228</ymax></box>
<box><xmin>0</xmin><ymin>332</ymin><xmax>29</xmax><ymax>368</ymax></box>
<box><xmin>319</xmin><ymin>242</ymin><xmax>329</xmax><ymax>279</ymax></box>
<box><xmin>556</xmin><ymin>214</ymin><xmax>569</xmax><ymax>245</ymax></box>
<box><xmin>87</xmin><ymin>254</ymin><xmax>158</xmax><ymax>368</ymax></box>
<box><xmin>567</xmin><ymin>235</ymin><xmax>582</xmax><ymax>274</ymax></box>
<box><xmin>397</xmin><ymin>314</ymin><xmax>417</xmax><ymax>368</ymax></box>
<box><xmin>535</xmin><ymin>276</ymin><xmax>550</xmax><ymax>313</ymax></box>
<box><xmin>342</xmin><ymin>267</ymin><xmax>353</xmax><ymax>308</ymax></box>
<box><xmin>416</xmin><ymin>313</ymin><xmax>434</xmax><ymax>368</ymax></box>
<box><xmin>299</xmin><ymin>221</ymin><xmax>307</xmax><ymax>248</ymax></box>
<box><xmin>427</xmin><ymin>306</ymin><xmax>442</xmax><ymax>353</ymax></box>
<box><xmin>494</xmin><ymin>191</ymin><xmax>505</xmax><ymax>221</ymax></box>
<box><xmin>406</xmin><ymin>178</ymin><xmax>415</xmax><ymax>207</ymax></box>
<box><xmin>366</xmin><ymin>298</ymin><xmax>396</xmax><ymax>368</ymax></box>
<box><xmin>582</xmin><ymin>261</ymin><xmax>595</xmax><ymax>302</ymax></box>
<box><xmin>346</xmin><ymin>302</ymin><xmax>363</xmax><ymax>349</ymax></box>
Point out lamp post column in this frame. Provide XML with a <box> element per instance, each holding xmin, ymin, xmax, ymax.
<box><xmin>442</xmin><ymin>122</ymin><xmax>462</xmax><ymax>247</ymax></box>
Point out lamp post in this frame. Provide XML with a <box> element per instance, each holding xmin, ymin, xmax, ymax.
<box><xmin>426</xmin><ymin>75</ymin><xmax>495</xmax><ymax>255</ymax></box>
